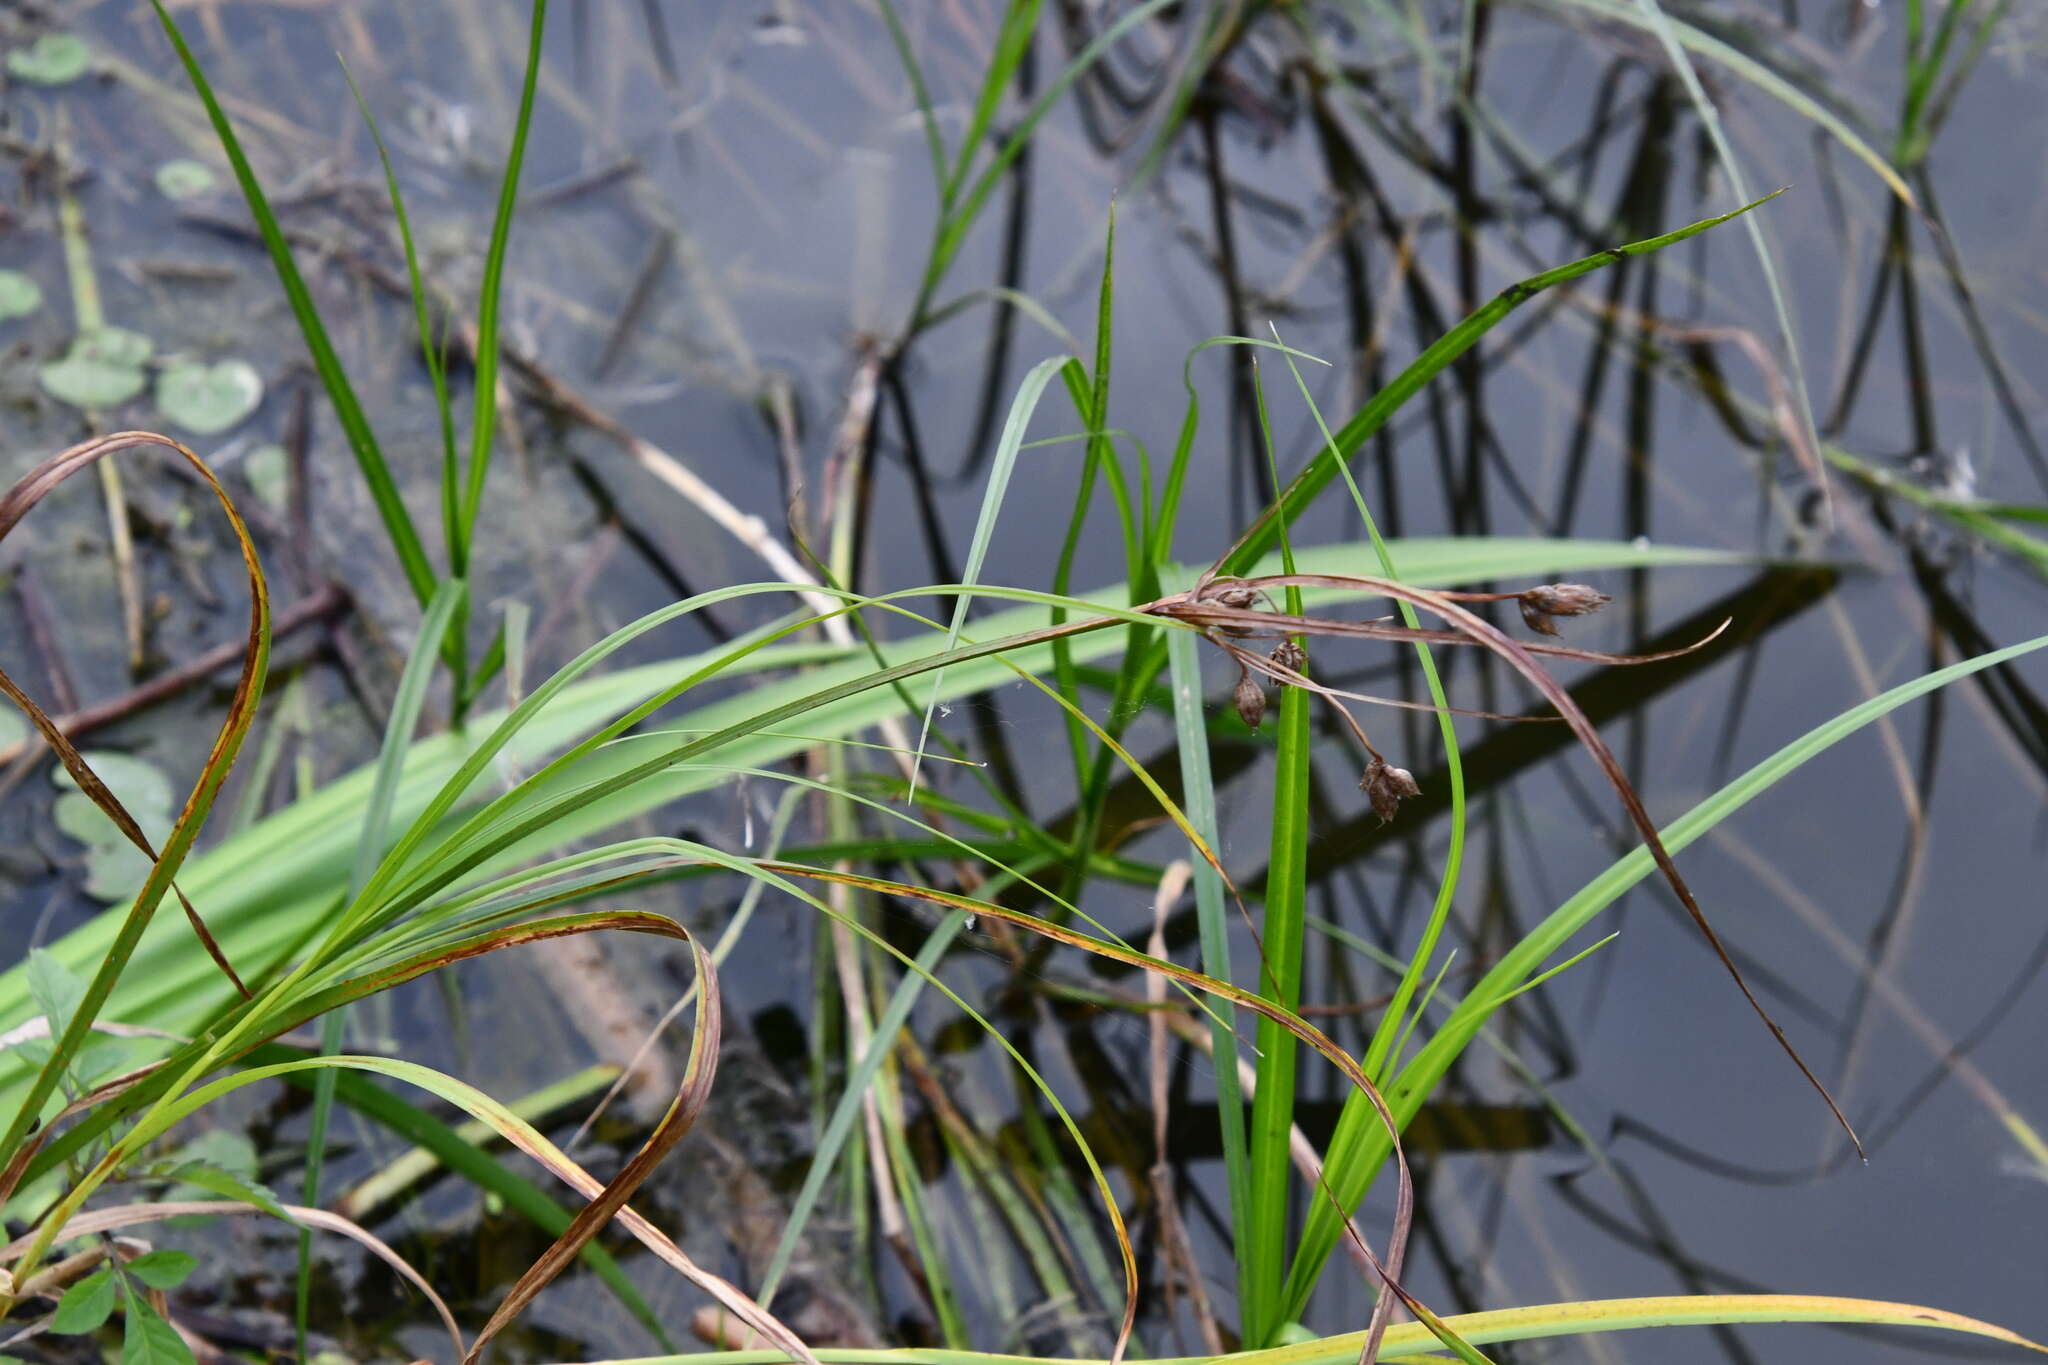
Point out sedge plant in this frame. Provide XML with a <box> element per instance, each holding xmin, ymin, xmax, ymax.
<box><xmin>4</xmin><ymin>4</ymin><xmax>2047</xmax><ymax>1363</ymax></box>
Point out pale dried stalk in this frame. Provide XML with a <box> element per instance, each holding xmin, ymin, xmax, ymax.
<box><xmin>1144</xmin><ymin>861</ymin><xmax>1224</xmax><ymax>1355</ymax></box>
<box><xmin>826</xmin><ymin>875</ymin><xmax>909</xmax><ymax>1255</ymax></box>
<box><xmin>1</xmin><ymin>1201</ymin><xmax>462</xmax><ymax>1358</ymax></box>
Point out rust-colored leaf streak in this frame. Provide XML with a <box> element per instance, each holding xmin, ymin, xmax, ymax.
<box><xmin>0</xmin><ymin>432</ymin><xmax>270</xmax><ymax>1176</ymax></box>
<box><xmin>756</xmin><ymin>862</ymin><xmax>1494</xmax><ymax>1364</ymax></box>
<box><xmin>332</xmin><ymin>914</ymin><xmax>812</xmax><ymax>1364</ymax></box>
<box><xmin>0</xmin><ymin>1058</ymin><xmax>168</xmax><ymax>1209</ymax></box>
<box><xmin>438</xmin><ymin>914</ymin><xmax>815</xmax><ymax>1365</ymax></box>
<box><xmin>2</xmin><ymin>911</ymin><xmax>813</xmax><ymax>1358</ymax></box>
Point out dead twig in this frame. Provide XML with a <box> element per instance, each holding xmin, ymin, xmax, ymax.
<box><xmin>0</xmin><ymin>582</ymin><xmax>348</xmax><ymax>769</ymax></box>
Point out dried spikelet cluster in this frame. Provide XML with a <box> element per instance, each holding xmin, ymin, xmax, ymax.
<box><xmin>1517</xmin><ymin>582</ymin><xmax>1612</xmax><ymax>636</ymax></box>
<box><xmin>1168</xmin><ymin>576</ymin><xmax>1617</xmax><ymax>825</ymax></box>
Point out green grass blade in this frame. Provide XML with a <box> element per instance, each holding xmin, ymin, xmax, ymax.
<box><xmin>1383</xmin><ymin>950</ymin><xmax>1458</xmax><ymax>1079</ymax></box>
<box><xmin>338</xmin><ymin>57</ymin><xmax>459</xmax><ymax>574</ymax></box>
<box><xmin>1475</xmin><ymin>933</ymin><xmax>1619</xmax><ymax>1011</ymax></box>
<box><xmin>1220</xmin><ymin>196</ymin><xmax>1779</xmax><ymax>577</ymax></box>
<box><xmin>876</xmin><ymin>1092</ymin><xmax>971</xmax><ymax>1348</ymax></box>
<box><xmin>1259</xmin><ymin>1293</ymin><xmax>2048</xmax><ymax>1363</ymax></box>
<box><xmin>1242</xmin><ymin>362</ymin><xmax>1309</xmax><ymax>1348</ymax></box>
<box><xmin>1132</xmin><ymin>4</ymin><xmax>1242</xmax><ymax>187</ymax></box>
<box><xmin>1160</xmin><ymin>564</ymin><xmax>1254</xmax><ymax>1322</ymax></box>
<box><xmin>1242</xmin><ymin>686</ymin><xmax>1309</xmax><ymax>1344</ymax></box>
<box><xmin>1898</xmin><ymin>0</ymin><xmax>1977</xmax><ymax>161</ymax></box>
<box><xmin>919</xmin><ymin>0</ymin><xmax>1179</xmax><ymax>313</ymax></box>
<box><xmin>1266</xmin><ymin>332</ymin><xmax>1470</xmax><ymax>1330</ymax></box>
<box><xmin>920</xmin><ymin>286</ymin><xmax>1080</xmax><ymax>353</ymax></box>
<box><xmin>1535</xmin><ymin>0</ymin><xmax>1914</xmax><ymax>204</ymax></box>
<box><xmin>457</xmin><ymin>0</ymin><xmax>546</xmax><ymax>549</ymax></box>
<box><xmin>350</xmin><ymin>580</ymin><xmax>469</xmax><ymax>901</ymax></box>
<box><xmin>1283</xmin><ymin>630</ymin><xmax>2048</xmax><ymax>1326</ymax></box>
<box><xmin>1920</xmin><ymin>0</ymin><xmax>2011</xmax><ymax>151</ymax></box>
<box><xmin>149</xmin><ymin>0</ymin><xmax>434</xmax><ymax>606</ymax></box>
<box><xmin>875</xmin><ymin>0</ymin><xmax>950</xmax><ymax>202</ymax></box>
<box><xmin>505</xmin><ymin>1292</ymin><xmax>2043</xmax><ymax>1364</ymax></box>
<box><xmin>907</xmin><ymin>354</ymin><xmax>1068</xmax><ymax>792</ymax></box>
<box><xmin>941</xmin><ymin>0</ymin><xmax>1042</xmax><ymax>210</ymax></box>
<box><xmin>1627</xmin><ymin>0</ymin><xmax>1826</xmax><ymax>519</ymax></box>
<box><xmin>297</xmin><ymin>575</ymin><xmax>464</xmax><ymax>1356</ymax></box>
<box><xmin>1051</xmin><ymin>208</ymin><xmax>1121</xmax><ymax>785</ymax></box>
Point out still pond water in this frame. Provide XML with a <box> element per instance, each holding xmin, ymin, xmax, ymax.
<box><xmin>2</xmin><ymin>3</ymin><xmax>2046</xmax><ymax>1362</ymax></box>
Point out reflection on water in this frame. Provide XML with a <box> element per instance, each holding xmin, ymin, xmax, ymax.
<box><xmin>2</xmin><ymin>2</ymin><xmax>2045</xmax><ymax>1361</ymax></box>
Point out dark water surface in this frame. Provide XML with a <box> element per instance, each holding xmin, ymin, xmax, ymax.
<box><xmin>3</xmin><ymin>3</ymin><xmax>2046</xmax><ymax>1362</ymax></box>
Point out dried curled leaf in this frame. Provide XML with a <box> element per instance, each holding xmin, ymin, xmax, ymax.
<box><xmin>0</xmin><ymin>430</ymin><xmax>268</xmax><ymax>1183</ymax></box>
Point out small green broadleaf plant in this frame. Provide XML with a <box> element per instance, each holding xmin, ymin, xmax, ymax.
<box><xmin>48</xmin><ymin>1248</ymin><xmax>199</xmax><ymax>1365</ymax></box>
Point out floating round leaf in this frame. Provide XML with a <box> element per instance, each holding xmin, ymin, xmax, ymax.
<box><xmin>5</xmin><ymin>33</ymin><xmax>91</xmax><ymax>85</ymax></box>
<box><xmin>0</xmin><ymin>270</ymin><xmax>42</xmax><ymax>322</ymax></box>
<box><xmin>38</xmin><ymin>327</ymin><xmax>156</xmax><ymax>410</ymax></box>
<box><xmin>53</xmin><ymin>750</ymin><xmax>178</xmax><ymax>815</ymax></box>
<box><xmin>52</xmin><ymin>750</ymin><xmax>178</xmax><ymax>903</ymax></box>
<box><xmin>157</xmin><ymin>359</ymin><xmax>263</xmax><ymax>435</ymax></box>
<box><xmin>41</xmin><ymin>358</ymin><xmax>147</xmax><ymax>408</ymax></box>
<box><xmin>51</xmin><ymin>795</ymin><xmax>159</xmax><ymax>900</ymax></box>
<box><xmin>241</xmin><ymin>442</ymin><xmax>289</xmax><ymax>512</ymax></box>
<box><xmin>80</xmin><ymin>326</ymin><xmax>155</xmax><ymax>368</ymax></box>
<box><xmin>154</xmin><ymin>158</ymin><xmax>217</xmax><ymax>201</ymax></box>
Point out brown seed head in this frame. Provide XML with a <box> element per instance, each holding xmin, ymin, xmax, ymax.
<box><xmin>1270</xmin><ymin>638</ymin><xmax>1307</xmax><ymax>675</ymax></box>
<box><xmin>1518</xmin><ymin>596</ymin><xmax>1560</xmax><ymax>636</ymax></box>
<box><xmin>1518</xmin><ymin>582</ymin><xmax>1610</xmax><ymax>635</ymax></box>
<box><xmin>1205</xmin><ymin>583</ymin><xmax>1260</xmax><ymax>610</ymax></box>
<box><xmin>1234</xmin><ymin>670</ymin><xmax>1268</xmax><ymax>730</ymax></box>
<box><xmin>1360</xmin><ymin>756</ymin><xmax>1421</xmax><ymax>824</ymax></box>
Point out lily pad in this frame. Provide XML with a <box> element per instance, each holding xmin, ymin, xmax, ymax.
<box><xmin>52</xmin><ymin>750</ymin><xmax>177</xmax><ymax>902</ymax></box>
<box><xmin>39</xmin><ymin>326</ymin><xmax>155</xmax><ymax>410</ymax></box>
<box><xmin>78</xmin><ymin>326</ymin><xmax>152</xmax><ymax>368</ymax></box>
<box><xmin>53</xmin><ymin>749</ymin><xmax>177</xmax><ymax>814</ymax></box>
<box><xmin>0</xmin><ymin>271</ymin><xmax>41</xmax><ymax>322</ymax></box>
<box><xmin>241</xmin><ymin>442</ymin><xmax>289</xmax><ymax>511</ymax></box>
<box><xmin>5</xmin><ymin>33</ymin><xmax>91</xmax><ymax>86</ymax></box>
<box><xmin>154</xmin><ymin>158</ymin><xmax>217</xmax><ymax>201</ymax></box>
<box><xmin>157</xmin><ymin>358</ymin><xmax>262</xmax><ymax>435</ymax></box>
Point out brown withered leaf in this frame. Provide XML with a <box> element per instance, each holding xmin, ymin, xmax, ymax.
<box><xmin>759</xmin><ymin>860</ymin><xmax>1443</xmax><ymax>1365</ymax></box>
<box><xmin>0</xmin><ymin>431</ymin><xmax>269</xmax><ymax>1177</ymax></box>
